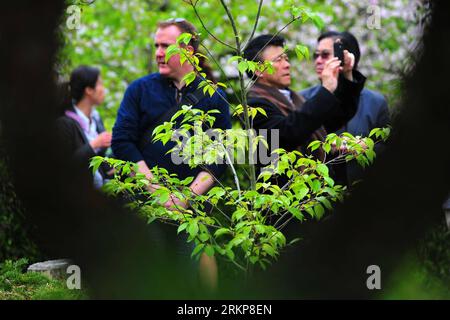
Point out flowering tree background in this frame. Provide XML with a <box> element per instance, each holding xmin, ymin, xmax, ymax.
<box><xmin>59</xmin><ymin>0</ymin><xmax>430</xmax><ymax>127</ymax></box>
<box><xmin>0</xmin><ymin>0</ymin><xmax>447</xmax><ymax>300</ymax></box>
<box><xmin>59</xmin><ymin>0</ymin><xmax>432</xmax><ymax>271</ymax></box>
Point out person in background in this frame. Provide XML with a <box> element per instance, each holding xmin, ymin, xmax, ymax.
<box><xmin>56</xmin><ymin>65</ymin><xmax>112</xmax><ymax>188</ymax></box>
<box><xmin>244</xmin><ymin>34</ymin><xmax>365</xmax><ymax>181</ymax></box>
<box><xmin>301</xmin><ymin>31</ymin><xmax>390</xmax><ymax>185</ymax></box>
<box><xmin>111</xmin><ymin>18</ymin><xmax>231</xmax><ymax>209</ymax></box>
<box><xmin>111</xmin><ymin>18</ymin><xmax>230</xmax><ymax>291</ymax></box>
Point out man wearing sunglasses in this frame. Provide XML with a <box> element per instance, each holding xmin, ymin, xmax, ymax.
<box><xmin>244</xmin><ymin>34</ymin><xmax>366</xmax><ymax>171</ymax></box>
<box><xmin>301</xmin><ymin>31</ymin><xmax>390</xmax><ymax>185</ymax></box>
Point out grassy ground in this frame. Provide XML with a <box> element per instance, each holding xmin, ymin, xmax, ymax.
<box><xmin>383</xmin><ymin>253</ymin><xmax>450</xmax><ymax>299</ymax></box>
<box><xmin>1</xmin><ymin>224</ymin><xmax>447</xmax><ymax>300</ymax></box>
<box><xmin>0</xmin><ymin>259</ymin><xmax>86</xmax><ymax>300</ymax></box>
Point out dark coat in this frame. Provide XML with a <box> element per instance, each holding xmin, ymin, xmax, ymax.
<box><xmin>111</xmin><ymin>73</ymin><xmax>232</xmax><ymax>179</ymax></box>
<box><xmin>301</xmin><ymin>85</ymin><xmax>390</xmax><ymax>184</ymax></box>
<box><xmin>249</xmin><ymin>71</ymin><xmax>366</xmax><ymax>153</ymax></box>
<box><xmin>55</xmin><ymin>107</ymin><xmax>110</xmax><ymax>180</ymax></box>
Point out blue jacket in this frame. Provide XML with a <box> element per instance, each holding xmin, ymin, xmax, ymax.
<box><xmin>301</xmin><ymin>85</ymin><xmax>390</xmax><ymax>183</ymax></box>
<box><xmin>112</xmin><ymin>73</ymin><xmax>231</xmax><ymax>179</ymax></box>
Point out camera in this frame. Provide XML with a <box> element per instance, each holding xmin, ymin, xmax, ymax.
<box><xmin>333</xmin><ymin>38</ymin><xmax>345</xmax><ymax>66</ymax></box>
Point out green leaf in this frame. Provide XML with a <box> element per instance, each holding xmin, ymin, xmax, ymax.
<box><xmin>232</xmin><ymin>208</ymin><xmax>247</xmax><ymax>222</ymax></box>
<box><xmin>323</xmin><ymin>186</ymin><xmax>338</xmax><ymax>197</ymax></box>
<box><xmin>365</xmin><ymin>138</ymin><xmax>375</xmax><ymax>149</ymax></box>
<box><xmin>369</xmin><ymin>128</ymin><xmax>379</xmax><ymax>138</ymax></box>
<box><xmin>262</xmin><ymin>243</ymin><xmax>276</xmax><ymax>257</ymax></box>
<box><xmin>226</xmin><ymin>249</ymin><xmax>235</xmax><ymax>261</ymax></box>
<box><xmin>288</xmin><ymin>238</ymin><xmax>301</xmax><ymax>246</ymax></box>
<box><xmin>89</xmin><ymin>156</ymin><xmax>104</xmax><ymax>175</ymax></box>
<box><xmin>314</xmin><ymin>203</ymin><xmax>325</xmax><ymax>220</ymax></box>
<box><xmin>366</xmin><ymin>149</ymin><xmax>376</xmax><ymax>162</ymax></box>
<box><xmin>177</xmin><ymin>32</ymin><xmax>192</xmax><ymax>45</ymax></box>
<box><xmin>208</xmin><ymin>186</ymin><xmax>225</xmax><ymax>198</ymax></box>
<box><xmin>291</xmin><ymin>6</ymin><xmax>302</xmax><ymax>17</ymax></box>
<box><xmin>165</xmin><ymin>44</ymin><xmax>180</xmax><ymax>63</ymax></box>
<box><xmin>170</xmin><ymin>109</ymin><xmax>186</xmax><ymax>122</ymax></box>
<box><xmin>310</xmin><ymin>13</ymin><xmax>325</xmax><ymax>30</ymax></box>
<box><xmin>177</xmin><ymin>222</ymin><xmax>188</xmax><ymax>234</ymax></box>
<box><xmin>254</xmin><ymin>224</ymin><xmax>266</xmax><ymax>234</ymax></box>
<box><xmin>187</xmin><ymin>220</ymin><xmax>199</xmax><ymax>237</ymax></box>
<box><xmin>310</xmin><ymin>179</ymin><xmax>321</xmax><ymax>193</ymax></box>
<box><xmin>238</xmin><ymin>60</ymin><xmax>248</xmax><ymax>74</ymax></box>
<box><xmin>198</xmin><ymin>233</ymin><xmax>209</xmax><ymax>242</ymax></box>
<box><xmin>228</xmin><ymin>55</ymin><xmax>241</xmax><ymax>63</ymax></box>
<box><xmin>288</xmin><ymin>207</ymin><xmax>304</xmax><ymax>221</ymax></box>
<box><xmin>191</xmin><ymin>243</ymin><xmax>205</xmax><ymax>258</ymax></box>
<box><xmin>207</xmin><ymin>85</ymin><xmax>215</xmax><ymax>97</ymax></box>
<box><xmin>147</xmin><ymin>216</ymin><xmax>157</xmax><ymax>224</ymax></box>
<box><xmin>308</xmin><ymin>140</ymin><xmax>321</xmax><ymax>152</ymax></box>
<box><xmin>295</xmin><ymin>44</ymin><xmax>310</xmax><ymax>61</ymax></box>
<box><xmin>204</xmin><ymin>245</ymin><xmax>214</xmax><ymax>257</ymax></box>
<box><xmin>342</xmin><ymin>132</ymin><xmax>356</xmax><ymax>140</ymax></box>
<box><xmin>153</xmin><ymin>188</ymin><xmax>170</xmax><ymax>204</ymax></box>
<box><xmin>345</xmin><ymin>154</ymin><xmax>354</xmax><ymax>162</ymax></box>
<box><xmin>316</xmin><ymin>163</ymin><xmax>329</xmax><ymax>176</ymax></box>
<box><xmin>249</xmin><ymin>256</ymin><xmax>259</xmax><ymax>264</ymax></box>
<box><xmin>297</xmin><ymin>185</ymin><xmax>309</xmax><ymax>200</ymax></box>
<box><xmin>214</xmin><ymin>228</ymin><xmax>231</xmax><ymax>237</ymax></box>
<box><xmin>180</xmin><ymin>176</ymin><xmax>194</xmax><ymax>186</ymax></box>
<box><xmin>181</xmin><ymin>71</ymin><xmax>196</xmax><ymax>87</ymax></box>
<box><xmin>323</xmin><ymin>143</ymin><xmax>331</xmax><ymax>153</ymax></box>
<box><xmin>306</xmin><ymin>207</ymin><xmax>315</xmax><ymax>218</ymax></box>
<box><xmin>324</xmin><ymin>176</ymin><xmax>335</xmax><ymax>187</ymax></box>
<box><xmin>256</xmin><ymin>107</ymin><xmax>267</xmax><ymax>117</ymax></box>
<box><xmin>317</xmin><ymin>196</ymin><xmax>332</xmax><ymax>210</ymax></box>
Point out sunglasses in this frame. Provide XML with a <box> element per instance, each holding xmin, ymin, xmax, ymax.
<box><xmin>164</xmin><ymin>18</ymin><xmax>186</xmax><ymax>23</ymax></box>
<box><xmin>313</xmin><ymin>50</ymin><xmax>332</xmax><ymax>60</ymax></box>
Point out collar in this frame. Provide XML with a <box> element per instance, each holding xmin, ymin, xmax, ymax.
<box><xmin>73</xmin><ymin>105</ymin><xmax>92</xmax><ymax>127</ymax></box>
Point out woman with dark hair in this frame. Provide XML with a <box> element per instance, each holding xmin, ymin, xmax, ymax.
<box><xmin>56</xmin><ymin>65</ymin><xmax>112</xmax><ymax>188</ymax></box>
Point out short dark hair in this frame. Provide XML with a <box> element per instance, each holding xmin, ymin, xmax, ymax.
<box><xmin>243</xmin><ymin>34</ymin><xmax>286</xmax><ymax>79</ymax></box>
<box><xmin>317</xmin><ymin>30</ymin><xmax>361</xmax><ymax>70</ymax></box>
<box><xmin>339</xmin><ymin>31</ymin><xmax>361</xmax><ymax>70</ymax></box>
<box><xmin>69</xmin><ymin>65</ymin><xmax>100</xmax><ymax>104</ymax></box>
<box><xmin>317</xmin><ymin>30</ymin><xmax>341</xmax><ymax>43</ymax></box>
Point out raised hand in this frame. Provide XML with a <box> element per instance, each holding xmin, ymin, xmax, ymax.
<box><xmin>342</xmin><ymin>50</ymin><xmax>355</xmax><ymax>81</ymax></box>
<box><xmin>90</xmin><ymin>131</ymin><xmax>112</xmax><ymax>149</ymax></box>
<box><xmin>321</xmin><ymin>57</ymin><xmax>342</xmax><ymax>93</ymax></box>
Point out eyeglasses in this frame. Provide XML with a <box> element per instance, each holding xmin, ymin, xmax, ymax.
<box><xmin>313</xmin><ymin>50</ymin><xmax>332</xmax><ymax>60</ymax></box>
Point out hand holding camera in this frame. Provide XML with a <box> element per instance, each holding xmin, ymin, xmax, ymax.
<box><xmin>334</xmin><ymin>38</ymin><xmax>355</xmax><ymax>81</ymax></box>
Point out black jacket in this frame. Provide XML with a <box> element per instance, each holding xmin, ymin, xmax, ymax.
<box><xmin>55</xmin><ymin>107</ymin><xmax>109</xmax><ymax>180</ymax></box>
<box><xmin>249</xmin><ymin>71</ymin><xmax>366</xmax><ymax>152</ymax></box>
